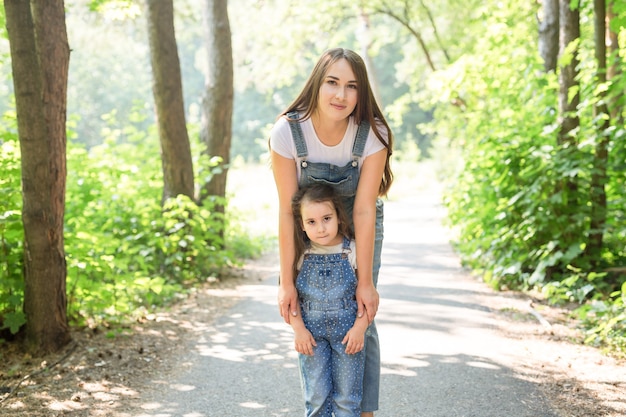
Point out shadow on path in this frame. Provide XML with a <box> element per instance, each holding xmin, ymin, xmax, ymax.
<box><xmin>123</xmin><ymin>195</ymin><xmax>623</xmax><ymax>417</ymax></box>
<box><xmin>128</xmin><ymin>282</ymin><xmax>557</xmax><ymax>417</ymax></box>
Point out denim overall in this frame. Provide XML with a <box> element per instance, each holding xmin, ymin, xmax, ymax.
<box><xmin>296</xmin><ymin>237</ymin><xmax>364</xmax><ymax>417</ymax></box>
<box><xmin>287</xmin><ymin>112</ymin><xmax>383</xmax><ymax>412</ymax></box>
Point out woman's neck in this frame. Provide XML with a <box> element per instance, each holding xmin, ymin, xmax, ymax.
<box><xmin>311</xmin><ymin>112</ymin><xmax>349</xmax><ymax>146</ymax></box>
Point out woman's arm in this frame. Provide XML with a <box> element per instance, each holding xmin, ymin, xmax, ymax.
<box><xmin>271</xmin><ymin>149</ymin><xmax>300</xmax><ymax>324</ymax></box>
<box><xmin>353</xmin><ymin>148</ymin><xmax>387</xmax><ymax>323</ymax></box>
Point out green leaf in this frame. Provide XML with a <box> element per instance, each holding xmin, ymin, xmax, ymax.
<box><xmin>2</xmin><ymin>311</ymin><xmax>26</xmax><ymax>334</ymax></box>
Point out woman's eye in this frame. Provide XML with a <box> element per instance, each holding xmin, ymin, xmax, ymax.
<box><xmin>348</xmin><ymin>84</ymin><xmax>358</xmax><ymax>89</ymax></box>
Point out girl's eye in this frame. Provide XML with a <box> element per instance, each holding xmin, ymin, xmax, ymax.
<box><xmin>323</xmin><ymin>216</ymin><xmax>332</xmax><ymax>222</ymax></box>
<box><xmin>348</xmin><ymin>84</ymin><xmax>358</xmax><ymax>89</ymax></box>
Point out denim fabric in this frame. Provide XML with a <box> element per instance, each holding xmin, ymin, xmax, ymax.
<box><xmin>297</xmin><ymin>239</ymin><xmax>364</xmax><ymax>417</ymax></box>
<box><xmin>289</xmin><ymin>117</ymin><xmax>383</xmax><ymax>412</ymax></box>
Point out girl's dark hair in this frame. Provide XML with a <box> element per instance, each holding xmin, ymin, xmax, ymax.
<box><xmin>279</xmin><ymin>47</ymin><xmax>393</xmax><ymax>196</ymax></box>
<box><xmin>291</xmin><ymin>183</ymin><xmax>352</xmax><ymax>276</ymax></box>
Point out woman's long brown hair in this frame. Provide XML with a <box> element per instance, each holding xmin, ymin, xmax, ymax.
<box><xmin>280</xmin><ymin>48</ymin><xmax>394</xmax><ymax>196</ymax></box>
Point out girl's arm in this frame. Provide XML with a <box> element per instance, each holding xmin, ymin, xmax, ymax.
<box><xmin>290</xmin><ymin>314</ymin><xmax>317</xmax><ymax>356</ymax></box>
<box><xmin>271</xmin><ymin>149</ymin><xmax>300</xmax><ymax>324</ymax></box>
<box><xmin>353</xmin><ymin>148</ymin><xmax>387</xmax><ymax>323</ymax></box>
<box><xmin>342</xmin><ymin>314</ymin><xmax>369</xmax><ymax>354</ymax></box>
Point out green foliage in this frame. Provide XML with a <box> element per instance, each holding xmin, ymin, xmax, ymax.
<box><xmin>64</xmin><ymin>0</ymin><xmax>440</xmax><ymax>163</ymax></box>
<box><xmin>63</xmin><ymin>124</ymin><xmax>248</xmax><ymax>328</ymax></box>
<box><xmin>420</xmin><ymin>0</ymin><xmax>626</xmax><ymax>354</ymax></box>
<box><xmin>578</xmin><ymin>282</ymin><xmax>626</xmax><ymax>357</ymax></box>
<box><xmin>0</xmin><ymin>121</ymin><xmax>24</xmax><ymax>336</ymax></box>
<box><xmin>0</xmin><ymin>108</ymin><xmax>265</xmax><ymax>334</ymax></box>
<box><xmin>86</xmin><ymin>0</ymin><xmax>139</xmax><ymax>18</ymax></box>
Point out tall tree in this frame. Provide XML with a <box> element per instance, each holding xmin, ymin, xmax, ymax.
<box><xmin>538</xmin><ymin>0</ymin><xmax>560</xmax><ymax>72</ymax></box>
<box><xmin>554</xmin><ymin>0</ymin><xmax>581</xmax><ymax>254</ymax></box>
<box><xmin>199</xmin><ymin>0</ymin><xmax>233</xmax><ymax>214</ymax></box>
<box><xmin>585</xmin><ymin>0</ymin><xmax>611</xmax><ymax>263</ymax></box>
<box><xmin>356</xmin><ymin>10</ymin><xmax>382</xmax><ymax>106</ymax></box>
<box><xmin>606</xmin><ymin>1</ymin><xmax>623</xmax><ymax>122</ymax></box>
<box><xmin>557</xmin><ymin>0</ymin><xmax>580</xmax><ymax>149</ymax></box>
<box><xmin>5</xmin><ymin>0</ymin><xmax>71</xmax><ymax>354</ymax></box>
<box><xmin>146</xmin><ymin>0</ymin><xmax>195</xmax><ymax>204</ymax></box>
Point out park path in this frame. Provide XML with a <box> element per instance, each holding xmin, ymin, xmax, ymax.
<box><xmin>128</xmin><ymin>185</ymin><xmax>565</xmax><ymax>417</ymax></box>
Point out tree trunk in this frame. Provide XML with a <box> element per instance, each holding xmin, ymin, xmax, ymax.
<box><xmin>552</xmin><ymin>0</ymin><xmax>581</xmax><ymax>256</ymax></box>
<box><xmin>557</xmin><ymin>0</ymin><xmax>580</xmax><ymax>149</ymax></box>
<box><xmin>606</xmin><ymin>1</ymin><xmax>623</xmax><ymax>123</ymax></box>
<box><xmin>146</xmin><ymin>0</ymin><xmax>195</xmax><ymax>204</ymax></box>
<box><xmin>5</xmin><ymin>0</ymin><xmax>71</xmax><ymax>355</ymax></box>
<box><xmin>199</xmin><ymin>0</ymin><xmax>233</xmax><ymax>213</ymax></box>
<box><xmin>356</xmin><ymin>10</ymin><xmax>382</xmax><ymax>106</ymax></box>
<box><xmin>585</xmin><ymin>0</ymin><xmax>610</xmax><ymax>264</ymax></box>
<box><xmin>538</xmin><ymin>0</ymin><xmax>559</xmax><ymax>72</ymax></box>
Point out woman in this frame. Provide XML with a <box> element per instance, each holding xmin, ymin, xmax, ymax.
<box><xmin>269</xmin><ymin>47</ymin><xmax>393</xmax><ymax>416</ymax></box>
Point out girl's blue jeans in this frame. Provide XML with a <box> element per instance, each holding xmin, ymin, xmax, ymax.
<box><xmin>299</xmin><ymin>306</ymin><xmax>365</xmax><ymax>417</ymax></box>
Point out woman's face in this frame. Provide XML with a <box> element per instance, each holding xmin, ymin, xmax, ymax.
<box><xmin>316</xmin><ymin>58</ymin><xmax>358</xmax><ymax>123</ymax></box>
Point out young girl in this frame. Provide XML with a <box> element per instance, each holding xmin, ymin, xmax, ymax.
<box><xmin>289</xmin><ymin>183</ymin><xmax>369</xmax><ymax>417</ymax></box>
<box><xmin>270</xmin><ymin>47</ymin><xmax>393</xmax><ymax>416</ymax></box>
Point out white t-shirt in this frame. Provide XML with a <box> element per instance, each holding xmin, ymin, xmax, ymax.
<box><xmin>269</xmin><ymin>116</ymin><xmax>387</xmax><ymax>178</ymax></box>
<box><xmin>297</xmin><ymin>239</ymin><xmax>357</xmax><ymax>271</ymax></box>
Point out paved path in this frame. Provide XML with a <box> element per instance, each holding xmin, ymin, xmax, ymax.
<box><xmin>134</xmin><ymin>189</ymin><xmax>560</xmax><ymax>417</ymax></box>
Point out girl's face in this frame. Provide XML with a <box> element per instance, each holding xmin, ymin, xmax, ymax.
<box><xmin>316</xmin><ymin>58</ymin><xmax>358</xmax><ymax>123</ymax></box>
<box><xmin>300</xmin><ymin>200</ymin><xmax>343</xmax><ymax>247</ymax></box>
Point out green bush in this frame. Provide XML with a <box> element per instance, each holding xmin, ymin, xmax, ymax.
<box><xmin>1</xmin><ymin>113</ymin><xmax>266</xmax><ymax>334</ymax></box>
<box><xmin>0</xmin><ymin>129</ymin><xmax>25</xmax><ymax>336</ymax></box>
<box><xmin>419</xmin><ymin>0</ymin><xmax>626</xmax><ymax>354</ymax></box>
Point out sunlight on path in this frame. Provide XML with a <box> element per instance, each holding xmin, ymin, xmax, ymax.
<box><xmin>127</xmin><ymin>161</ymin><xmax>563</xmax><ymax>417</ymax></box>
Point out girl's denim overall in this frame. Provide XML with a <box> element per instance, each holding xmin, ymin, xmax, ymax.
<box><xmin>297</xmin><ymin>238</ymin><xmax>364</xmax><ymax>417</ymax></box>
<box><xmin>288</xmin><ymin>113</ymin><xmax>383</xmax><ymax>412</ymax></box>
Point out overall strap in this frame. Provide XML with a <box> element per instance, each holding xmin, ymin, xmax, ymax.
<box><xmin>341</xmin><ymin>236</ymin><xmax>353</xmax><ymax>254</ymax></box>
<box><xmin>286</xmin><ymin>111</ymin><xmax>308</xmax><ymax>158</ymax></box>
<box><xmin>351</xmin><ymin>119</ymin><xmax>371</xmax><ymax>158</ymax></box>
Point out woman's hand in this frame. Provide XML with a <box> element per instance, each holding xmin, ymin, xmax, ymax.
<box><xmin>278</xmin><ymin>284</ymin><xmax>299</xmax><ymax>324</ymax></box>
<box><xmin>356</xmin><ymin>281</ymin><xmax>379</xmax><ymax>323</ymax></box>
<box><xmin>352</xmin><ymin>148</ymin><xmax>386</xmax><ymax>324</ymax></box>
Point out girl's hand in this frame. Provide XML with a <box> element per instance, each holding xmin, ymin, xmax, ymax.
<box><xmin>294</xmin><ymin>328</ymin><xmax>317</xmax><ymax>356</ymax></box>
<box><xmin>278</xmin><ymin>285</ymin><xmax>299</xmax><ymax>324</ymax></box>
<box><xmin>342</xmin><ymin>325</ymin><xmax>366</xmax><ymax>355</ymax></box>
